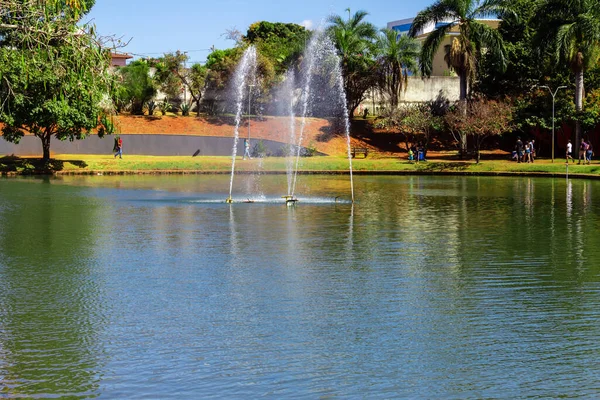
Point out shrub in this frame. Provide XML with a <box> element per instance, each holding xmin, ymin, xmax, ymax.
<box><xmin>252</xmin><ymin>140</ymin><xmax>268</xmax><ymax>157</ymax></box>
<box><xmin>180</xmin><ymin>102</ymin><xmax>192</xmax><ymax>116</ymax></box>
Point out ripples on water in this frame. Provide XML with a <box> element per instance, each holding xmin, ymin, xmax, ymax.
<box><xmin>0</xmin><ymin>175</ymin><xmax>599</xmax><ymax>398</ymax></box>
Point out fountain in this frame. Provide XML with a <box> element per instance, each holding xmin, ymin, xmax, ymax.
<box><xmin>226</xmin><ymin>30</ymin><xmax>355</xmax><ymax>204</ymax></box>
<box><xmin>284</xmin><ymin>30</ymin><xmax>354</xmax><ymax>203</ymax></box>
<box><xmin>226</xmin><ymin>45</ymin><xmax>257</xmax><ymax>204</ymax></box>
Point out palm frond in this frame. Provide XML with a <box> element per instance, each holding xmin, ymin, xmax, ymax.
<box><xmin>555</xmin><ymin>22</ymin><xmax>577</xmax><ymax>65</ymax></box>
<box><xmin>409</xmin><ymin>0</ymin><xmax>459</xmax><ymax>37</ymax></box>
<box><xmin>469</xmin><ymin>21</ymin><xmax>507</xmax><ymax>71</ymax></box>
<box><xmin>419</xmin><ymin>23</ymin><xmax>454</xmax><ymax>76</ymax></box>
<box><xmin>475</xmin><ymin>0</ymin><xmax>517</xmax><ymax>21</ymax></box>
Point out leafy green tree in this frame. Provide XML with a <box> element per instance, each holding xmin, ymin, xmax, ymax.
<box><xmin>160</xmin><ymin>51</ymin><xmax>208</xmax><ymax>114</ymax></box>
<box><xmin>205</xmin><ymin>48</ymin><xmax>243</xmax><ymax>91</ymax></box>
<box><xmin>244</xmin><ymin>21</ymin><xmax>310</xmax><ymax>74</ymax></box>
<box><xmin>0</xmin><ymin>0</ymin><xmax>114</xmax><ymax>161</ymax></box>
<box><xmin>533</xmin><ymin>0</ymin><xmax>600</xmax><ymax>147</ymax></box>
<box><xmin>375</xmin><ymin>28</ymin><xmax>420</xmax><ymax>108</ymax></box>
<box><xmin>327</xmin><ymin>9</ymin><xmax>378</xmax><ymax>117</ymax></box>
<box><xmin>150</xmin><ymin>57</ymin><xmax>183</xmax><ymax>101</ymax></box>
<box><xmin>117</xmin><ymin>60</ymin><xmax>157</xmax><ymax>115</ymax></box>
<box><xmin>477</xmin><ymin>0</ymin><xmax>544</xmax><ymax>97</ymax></box>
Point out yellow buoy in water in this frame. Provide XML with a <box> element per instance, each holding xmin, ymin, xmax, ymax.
<box><xmin>225</xmin><ymin>197</ymin><xmax>233</xmax><ymax>204</ymax></box>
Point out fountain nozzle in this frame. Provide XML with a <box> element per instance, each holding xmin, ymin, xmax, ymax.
<box><xmin>282</xmin><ymin>195</ymin><xmax>298</xmax><ymax>206</ymax></box>
<box><xmin>226</xmin><ymin>197</ymin><xmax>233</xmax><ymax>204</ymax></box>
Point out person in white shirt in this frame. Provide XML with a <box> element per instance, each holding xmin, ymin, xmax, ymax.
<box><xmin>566</xmin><ymin>140</ymin><xmax>573</xmax><ymax>163</ymax></box>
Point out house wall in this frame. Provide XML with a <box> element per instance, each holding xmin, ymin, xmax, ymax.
<box><xmin>111</xmin><ymin>58</ymin><xmax>128</xmax><ymax>67</ymax></box>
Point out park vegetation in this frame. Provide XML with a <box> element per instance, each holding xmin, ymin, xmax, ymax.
<box><xmin>2</xmin><ymin>0</ymin><xmax>600</xmax><ymax>162</ymax></box>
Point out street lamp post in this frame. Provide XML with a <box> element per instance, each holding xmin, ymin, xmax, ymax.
<box><xmin>540</xmin><ymin>85</ymin><xmax>567</xmax><ymax>162</ymax></box>
<box><xmin>183</xmin><ymin>51</ymin><xmax>188</xmax><ymax>105</ymax></box>
<box><xmin>247</xmin><ymin>84</ymin><xmax>255</xmax><ymax>140</ymax></box>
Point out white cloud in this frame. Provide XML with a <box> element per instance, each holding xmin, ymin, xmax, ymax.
<box><xmin>300</xmin><ymin>20</ymin><xmax>314</xmax><ymax>30</ymax></box>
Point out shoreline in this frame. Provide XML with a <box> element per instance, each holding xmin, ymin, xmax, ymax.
<box><xmin>2</xmin><ymin>168</ymin><xmax>600</xmax><ymax>181</ymax></box>
<box><xmin>2</xmin><ymin>154</ymin><xmax>599</xmax><ymax>180</ymax></box>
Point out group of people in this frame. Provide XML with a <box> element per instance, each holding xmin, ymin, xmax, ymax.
<box><xmin>566</xmin><ymin>139</ymin><xmax>594</xmax><ymax>164</ymax></box>
<box><xmin>514</xmin><ymin>137</ymin><xmax>595</xmax><ymax>164</ymax></box>
<box><xmin>513</xmin><ymin>137</ymin><xmax>536</xmax><ymax>163</ymax></box>
<box><xmin>408</xmin><ymin>142</ymin><xmax>427</xmax><ymax>162</ymax></box>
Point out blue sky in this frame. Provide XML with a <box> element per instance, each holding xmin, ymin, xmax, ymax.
<box><xmin>85</xmin><ymin>0</ymin><xmax>431</xmax><ymax>64</ymax></box>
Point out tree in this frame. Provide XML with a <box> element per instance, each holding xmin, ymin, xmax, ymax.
<box><xmin>409</xmin><ymin>0</ymin><xmax>510</xmax><ymax>108</ymax></box>
<box><xmin>244</xmin><ymin>21</ymin><xmax>310</xmax><ymax>74</ymax></box>
<box><xmin>403</xmin><ymin>103</ymin><xmax>444</xmax><ymax>148</ymax></box>
<box><xmin>533</xmin><ymin>0</ymin><xmax>600</xmax><ymax>149</ymax></box>
<box><xmin>444</xmin><ymin>98</ymin><xmax>513</xmax><ymax>163</ymax></box>
<box><xmin>374</xmin><ymin>28</ymin><xmax>420</xmax><ymax>108</ymax></box>
<box><xmin>477</xmin><ymin>0</ymin><xmax>544</xmax><ymax>97</ymax></box>
<box><xmin>0</xmin><ymin>0</ymin><xmax>115</xmax><ymax>161</ymax></box>
<box><xmin>327</xmin><ymin>9</ymin><xmax>378</xmax><ymax>117</ymax></box>
<box><xmin>160</xmin><ymin>51</ymin><xmax>208</xmax><ymax>114</ymax></box>
<box><xmin>117</xmin><ymin>60</ymin><xmax>156</xmax><ymax>115</ymax></box>
<box><xmin>205</xmin><ymin>48</ymin><xmax>243</xmax><ymax>93</ymax></box>
<box><xmin>467</xmin><ymin>98</ymin><xmax>513</xmax><ymax>163</ymax></box>
<box><xmin>150</xmin><ymin>56</ymin><xmax>183</xmax><ymax>101</ymax></box>
<box><xmin>375</xmin><ymin>102</ymin><xmax>444</xmax><ymax>150</ymax></box>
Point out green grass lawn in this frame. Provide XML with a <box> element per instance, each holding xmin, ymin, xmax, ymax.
<box><xmin>2</xmin><ymin>154</ymin><xmax>600</xmax><ymax>177</ymax></box>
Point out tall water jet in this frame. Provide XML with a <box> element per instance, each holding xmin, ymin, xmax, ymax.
<box><xmin>286</xmin><ymin>31</ymin><xmax>355</xmax><ymax>203</ymax></box>
<box><xmin>289</xmin><ymin>31</ymin><xmax>320</xmax><ymax>200</ymax></box>
<box><xmin>226</xmin><ymin>46</ymin><xmax>257</xmax><ymax>203</ymax></box>
<box><xmin>282</xmin><ymin>70</ymin><xmax>297</xmax><ymax>197</ymax></box>
<box><xmin>331</xmin><ymin>47</ymin><xmax>355</xmax><ymax>203</ymax></box>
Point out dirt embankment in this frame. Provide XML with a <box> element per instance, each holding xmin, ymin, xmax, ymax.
<box><xmin>113</xmin><ymin>115</ymin><xmax>373</xmax><ymax>156</ymax></box>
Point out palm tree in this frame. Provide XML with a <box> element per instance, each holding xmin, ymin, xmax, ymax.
<box><xmin>409</xmin><ymin>0</ymin><xmax>510</xmax><ymax>154</ymax></box>
<box><xmin>534</xmin><ymin>0</ymin><xmax>600</xmax><ymax>149</ymax></box>
<box><xmin>327</xmin><ymin>9</ymin><xmax>378</xmax><ymax>116</ymax></box>
<box><xmin>375</xmin><ymin>29</ymin><xmax>420</xmax><ymax>108</ymax></box>
<box><xmin>409</xmin><ymin>0</ymin><xmax>509</xmax><ymax>101</ymax></box>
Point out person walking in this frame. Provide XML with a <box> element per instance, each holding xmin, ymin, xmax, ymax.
<box><xmin>586</xmin><ymin>141</ymin><xmax>593</xmax><ymax>164</ymax></box>
<box><xmin>515</xmin><ymin>137</ymin><xmax>523</xmax><ymax>163</ymax></box>
<box><xmin>243</xmin><ymin>138</ymin><xmax>252</xmax><ymax>160</ymax></box>
<box><xmin>114</xmin><ymin>136</ymin><xmax>123</xmax><ymax>159</ymax></box>
<box><xmin>566</xmin><ymin>139</ymin><xmax>573</xmax><ymax>163</ymax></box>
<box><xmin>578</xmin><ymin>139</ymin><xmax>587</xmax><ymax>164</ymax></box>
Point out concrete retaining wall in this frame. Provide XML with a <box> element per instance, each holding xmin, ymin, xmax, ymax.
<box><xmin>399</xmin><ymin>76</ymin><xmax>460</xmax><ymax>103</ymax></box>
<box><xmin>0</xmin><ymin>135</ymin><xmax>291</xmax><ymax>157</ymax></box>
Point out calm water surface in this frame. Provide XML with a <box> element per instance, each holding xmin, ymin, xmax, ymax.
<box><xmin>1</xmin><ymin>174</ymin><xmax>599</xmax><ymax>398</ymax></box>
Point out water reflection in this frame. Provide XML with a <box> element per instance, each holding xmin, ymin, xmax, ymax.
<box><xmin>0</xmin><ymin>180</ymin><xmax>107</xmax><ymax>398</ymax></box>
<box><xmin>1</xmin><ymin>176</ymin><xmax>600</xmax><ymax>398</ymax></box>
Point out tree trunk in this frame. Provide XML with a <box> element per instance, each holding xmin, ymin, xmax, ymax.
<box><xmin>459</xmin><ymin>70</ymin><xmax>468</xmax><ymax>158</ymax></box>
<box><xmin>575</xmin><ymin>68</ymin><xmax>584</xmax><ymax>148</ymax></box>
<box><xmin>459</xmin><ymin>70</ymin><xmax>468</xmax><ymax>103</ymax></box>
<box><xmin>41</xmin><ymin>133</ymin><xmax>51</xmax><ymax>162</ymax></box>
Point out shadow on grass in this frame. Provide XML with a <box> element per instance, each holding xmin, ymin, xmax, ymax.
<box><xmin>0</xmin><ymin>156</ymin><xmax>87</xmax><ymax>174</ymax></box>
<box><xmin>415</xmin><ymin>161</ymin><xmax>470</xmax><ymax>172</ymax></box>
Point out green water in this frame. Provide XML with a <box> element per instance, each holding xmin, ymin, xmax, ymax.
<box><xmin>0</xmin><ymin>175</ymin><xmax>599</xmax><ymax>398</ymax></box>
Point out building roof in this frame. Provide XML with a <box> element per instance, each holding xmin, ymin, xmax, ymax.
<box><xmin>110</xmin><ymin>53</ymin><xmax>133</xmax><ymax>60</ymax></box>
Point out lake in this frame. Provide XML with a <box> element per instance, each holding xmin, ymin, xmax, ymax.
<box><xmin>1</xmin><ymin>174</ymin><xmax>599</xmax><ymax>398</ymax></box>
